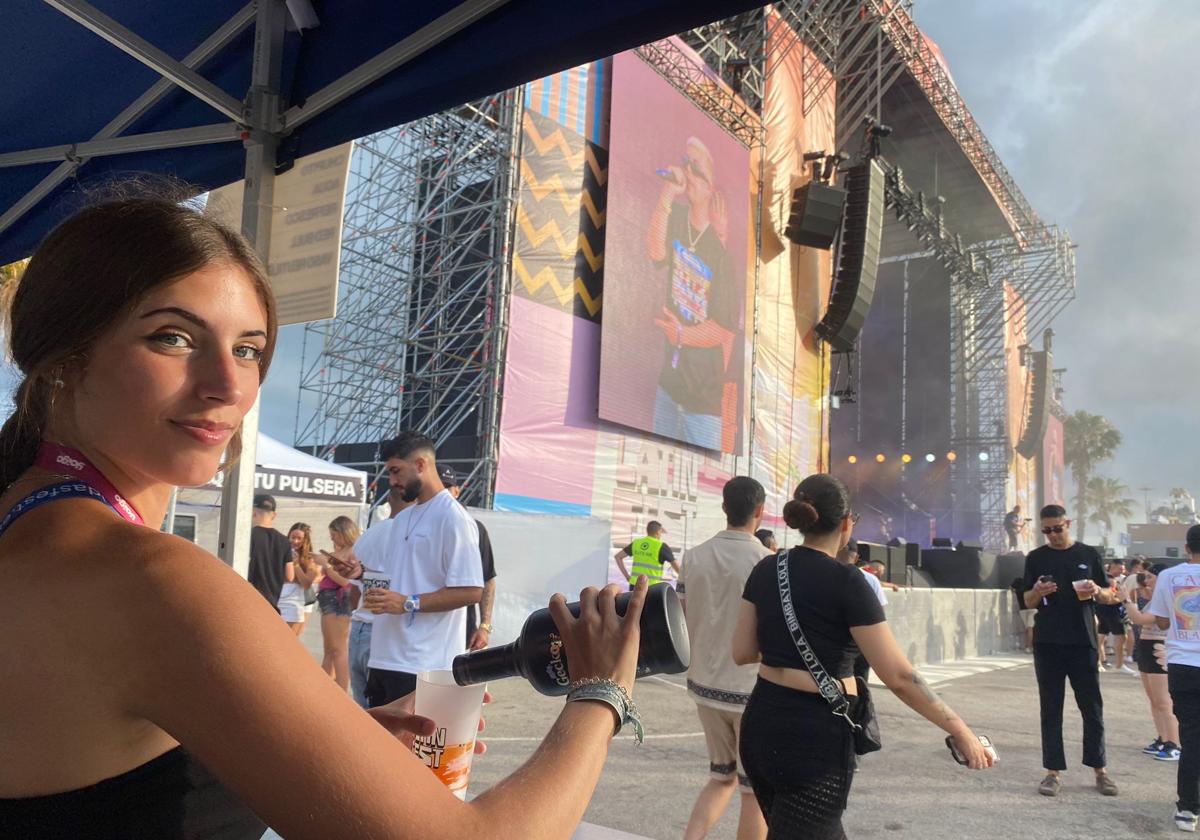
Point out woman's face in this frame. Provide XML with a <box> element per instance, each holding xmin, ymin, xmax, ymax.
<box><xmin>67</xmin><ymin>262</ymin><xmax>268</xmax><ymax>489</ymax></box>
<box><xmin>288</xmin><ymin>529</ymin><xmax>306</xmax><ymax>552</ymax></box>
<box><xmin>329</xmin><ymin>529</ymin><xmax>342</xmax><ymax>550</ymax></box>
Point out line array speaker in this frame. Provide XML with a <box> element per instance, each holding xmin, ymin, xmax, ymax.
<box><xmin>815</xmin><ymin>160</ymin><xmax>885</xmax><ymax>351</ymax></box>
<box><xmin>785</xmin><ymin>180</ymin><xmax>846</xmax><ymax>249</ymax></box>
<box><xmin>1016</xmin><ymin>349</ymin><xmax>1052</xmax><ymax>459</ymax></box>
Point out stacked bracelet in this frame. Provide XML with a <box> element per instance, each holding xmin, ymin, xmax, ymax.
<box><xmin>567</xmin><ymin>677</ymin><xmax>645</xmax><ymax>744</ymax></box>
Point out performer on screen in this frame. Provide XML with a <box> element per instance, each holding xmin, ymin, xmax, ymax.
<box><xmin>646</xmin><ymin>136</ymin><xmax>737</xmax><ymax>451</ymax></box>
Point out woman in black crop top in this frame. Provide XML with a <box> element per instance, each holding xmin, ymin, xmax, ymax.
<box><xmin>0</xmin><ymin>192</ymin><xmax>648</xmax><ymax>839</ymax></box>
<box><xmin>732</xmin><ymin>474</ymin><xmax>993</xmax><ymax>838</ymax></box>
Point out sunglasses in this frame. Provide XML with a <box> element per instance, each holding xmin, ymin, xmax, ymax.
<box><xmin>1041</xmin><ymin>525</ymin><xmax>1067</xmax><ymax>535</ymax></box>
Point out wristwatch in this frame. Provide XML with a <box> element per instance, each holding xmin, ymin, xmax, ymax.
<box><xmin>403</xmin><ymin>595</ymin><xmax>421</xmax><ymax>614</ymax></box>
<box><xmin>478</xmin><ymin>623</ymin><xmax>492</xmax><ymax>633</ymax></box>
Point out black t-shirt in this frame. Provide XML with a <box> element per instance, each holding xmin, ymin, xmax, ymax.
<box><xmin>622</xmin><ymin>541</ymin><xmax>676</xmax><ymax>569</ymax></box>
<box><xmin>742</xmin><ymin>547</ymin><xmax>886</xmax><ymax>678</ymax></box>
<box><xmin>1004</xmin><ymin>512</ymin><xmax>1020</xmax><ymax>534</ymax></box>
<box><xmin>465</xmin><ymin>519</ymin><xmax>497</xmax><ymax>639</ymax></box>
<box><xmin>248</xmin><ymin>526</ymin><xmax>292</xmax><ymax>610</ymax></box>
<box><xmin>657</xmin><ymin>203</ymin><xmax>737</xmax><ymax>416</ymax></box>
<box><xmin>1022</xmin><ymin>542</ymin><xmax>1107</xmax><ymax>649</ymax></box>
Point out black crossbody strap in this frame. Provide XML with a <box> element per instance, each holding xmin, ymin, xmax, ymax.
<box><xmin>775</xmin><ymin>550</ymin><xmax>860</xmax><ymax>729</ymax></box>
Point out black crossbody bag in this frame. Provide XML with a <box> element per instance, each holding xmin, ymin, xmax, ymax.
<box><xmin>775</xmin><ymin>551</ymin><xmax>882</xmax><ymax>755</ymax></box>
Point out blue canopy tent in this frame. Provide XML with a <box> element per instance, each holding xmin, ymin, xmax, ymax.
<box><xmin>0</xmin><ymin>0</ymin><xmax>760</xmax><ymax>571</ymax></box>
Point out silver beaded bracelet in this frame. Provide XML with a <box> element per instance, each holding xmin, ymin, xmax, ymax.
<box><xmin>567</xmin><ymin>677</ymin><xmax>645</xmax><ymax>744</ymax></box>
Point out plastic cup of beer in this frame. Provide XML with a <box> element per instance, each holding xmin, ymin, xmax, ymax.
<box><xmin>412</xmin><ymin>670</ymin><xmax>486</xmax><ymax>799</ymax></box>
<box><xmin>1072</xmin><ymin>579</ymin><xmax>1094</xmax><ymax>601</ymax></box>
<box><xmin>360</xmin><ymin>569</ymin><xmax>391</xmax><ymax>594</ymax></box>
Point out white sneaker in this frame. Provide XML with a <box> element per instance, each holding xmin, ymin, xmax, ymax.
<box><xmin>1121</xmin><ymin>665</ymin><xmax>1138</xmax><ymax>675</ymax></box>
<box><xmin>1176</xmin><ymin>809</ymin><xmax>1198</xmax><ymax>832</ymax></box>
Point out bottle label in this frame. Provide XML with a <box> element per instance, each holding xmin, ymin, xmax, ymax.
<box><xmin>545</xmin><ymin>633</ymin><xmax>571</xmax><ymax>688</ymax></box>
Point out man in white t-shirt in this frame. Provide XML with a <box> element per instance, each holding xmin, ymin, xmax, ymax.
<box><xmin>339</xmin><ymin>432</ymin><xmax>483</xmax><ymax>706</ymax></box>
<box><xmin>1147</xmin><ymin>526</ymin><xmax>1200</xmax><ymax>833</ymax></box>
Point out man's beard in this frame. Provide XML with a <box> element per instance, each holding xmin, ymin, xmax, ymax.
<box><xmin>401</xmin><ymin>477</ymin><xmax>423</xmax><ymax>503</ymax></box>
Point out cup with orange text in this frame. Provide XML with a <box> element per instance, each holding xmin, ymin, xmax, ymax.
<box><xmin>411</xmin><ymin>670</ymin><xmax>486</xmax><ymax>799</ymax></box>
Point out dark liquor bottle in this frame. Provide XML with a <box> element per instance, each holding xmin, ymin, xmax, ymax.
<box><xmin>452</xmin><ymin>583</ymin><xmax>690</xmax><ymax>696</ymax></box>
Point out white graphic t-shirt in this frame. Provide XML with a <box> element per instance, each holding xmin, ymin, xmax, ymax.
<box><xmin>1147</xmin><ymin>562</ymin><xmax>1200</xmax><ymax>667</ymax></box>
<box><xmin>367</xmin><ymin>490</ymin><xmax>483</xmax><ymax>675</ymax></box>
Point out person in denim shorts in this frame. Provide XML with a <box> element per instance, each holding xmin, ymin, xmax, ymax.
<box><xmin>316</xmin><ymin>516</ymin><xmax>359</xmax><ymax>691</ymax></box>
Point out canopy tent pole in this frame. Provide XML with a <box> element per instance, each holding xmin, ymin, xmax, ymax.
<box><xmin>216</xmin><ymin>0</ymin><xmax>288</xmax><ymax>576</ymax></box>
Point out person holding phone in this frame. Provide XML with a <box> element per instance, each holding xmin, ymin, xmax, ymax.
<box><xmin>1022</xmin><ymin>504</ymin><xmax>1121</xmax><ymax>797</ymax></box>
<box><xmin>315</xmin><ymin>516</ymin><xmax>358</xmax><ymax>690</ymax></box>
<box><xmin>1124</xmin><ymin>566</ymin><xmax>1179</xmax><ymax>760</ymax></box>
<box><xmin>733</xmin><ymin>473</ymin><xmax>993</xmax><ymax>838</ymax></box>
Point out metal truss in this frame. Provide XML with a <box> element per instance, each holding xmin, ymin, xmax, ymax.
<box><xmin>294</xmin><ymin>94</ymin><xmax>520</xmax><ymax>506</ymax></box>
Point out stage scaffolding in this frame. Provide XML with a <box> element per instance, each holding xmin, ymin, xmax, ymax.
<box><xmin>293</xmin><ymin>94</ymin><xmax>520</xmax><ymax>506</ymax></box>
<box><xmin>295</xmin><ymin>1</ymin><xmax>1073</xmax><ymax>541</ymax></box>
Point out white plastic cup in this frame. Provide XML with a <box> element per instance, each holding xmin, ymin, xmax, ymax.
<box><xmin>360</xmin><ymin>569</ymin><xmax>391</xmax><ymax>594</ymax></box>
<box><xmin>411</xmin><ymin>670</ymin><xmax>486</xmax><ymax>799</ymax></box>
<box><xmin>1072</xmin><ymin>579</ymin><xmax>1093</xmax><ymax>601</ymax></box>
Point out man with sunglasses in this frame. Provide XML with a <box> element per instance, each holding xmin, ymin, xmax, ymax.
<box><xmin>1022</xmin><ymin>504</ymin><xmax>1121</xmax><ymax>797</ymax></box>
<box><xmin>646</xmin><ymin>136</ymin><xmax>737</xmax><ymax>451</ymax></box>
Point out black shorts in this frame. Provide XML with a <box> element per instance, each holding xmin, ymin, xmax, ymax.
<box><xmin>1137</xmin><ymin>638</ymin><xmax>1166</xmax><ymax>675</ymax></box>
<box><xmin>366</xmin><ymin>668</ymin><xmax>417</xmax><ymax>708</ymax></box>
<box><xmin>1096</xmin><ymin>605</ymin><xmax>1126</xmax><ymax>636</ymax></box>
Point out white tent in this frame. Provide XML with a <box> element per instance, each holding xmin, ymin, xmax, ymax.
<box><xmin>174</xmin><ymin>433</ymin><xmax>369</xmax><ymax>556</ymax></box>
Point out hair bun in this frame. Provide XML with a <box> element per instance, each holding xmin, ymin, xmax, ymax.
<box><xmin>783</xmin><ymin>498</ymin><xmax>820</xmax><ymax>531</ymax></box>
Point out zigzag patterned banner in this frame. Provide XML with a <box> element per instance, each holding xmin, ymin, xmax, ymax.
<box><xmin>512</xmin><ymin>109</ymin><xmax>607</xmax><ymax>322</ymax></box>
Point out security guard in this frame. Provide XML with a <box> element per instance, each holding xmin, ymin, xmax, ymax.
<box><xmin>614</xmin><ymin>520</ymin><xmax>680</xmax><ymax>587</ymax></box>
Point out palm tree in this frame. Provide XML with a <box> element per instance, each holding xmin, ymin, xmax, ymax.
<box><xmin>1063</xmin><ymin>410</ymin><xmax>1122</xmax><ymax>542</ymax></box>
<box><xmin>1084</xmin><ymin>476</ymin><xmax>1136</xmax><ymax>547</ymax></box>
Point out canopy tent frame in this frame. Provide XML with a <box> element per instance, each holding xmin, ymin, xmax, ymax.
<box><xmin>6</xmin><ymin>0</ymin><xmax>514</xmax><ymax>574</ymax></box>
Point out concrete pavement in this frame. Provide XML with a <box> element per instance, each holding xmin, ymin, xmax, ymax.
<box><xmin>297</xmin><ymin>619</ymin><xmax>1179</xmax><ymax>838</ymax></box>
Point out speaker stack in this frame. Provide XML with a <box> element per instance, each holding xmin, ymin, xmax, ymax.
<box><xmin>785</xmin><ymin>180</ymin><xmax>846</xmax><ymax>250</ymax></box>
<box><xmin>815</xmin><ymin>160</ymin><xmax>885</xmax><ymax>352</ymax></box>
<box><xmin>1016</xmin><ymin>349</ymin><xmax>1052</xmax><ymax>459</ymax></box>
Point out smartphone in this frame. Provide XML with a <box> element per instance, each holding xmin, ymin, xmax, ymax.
<box><xmin>1038</xmin><ymin>575</ymin><xmax>1054</xmax><ymax>585</ymax></box>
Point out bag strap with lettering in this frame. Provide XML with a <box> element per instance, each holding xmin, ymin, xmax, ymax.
<box><xmin>774</xmin><ymin>550</ymin><xmax>860</xmax><ymax>730</ymax></box>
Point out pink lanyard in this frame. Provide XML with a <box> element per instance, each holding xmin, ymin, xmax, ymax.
<box><xmin>34</xmin><ymin>442</ymin><xmax>145</xmax><ymax>526</ymax></box>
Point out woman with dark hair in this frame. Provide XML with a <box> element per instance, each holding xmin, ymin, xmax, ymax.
<box><xmin>733</xmin><ymin>473</ymin><xmax>992</xmax><ymax>838</ymax></box>
<box><xmin>280</xmin><ymin>523</ymin><xmax>320</xmax><ymax>635</ymax></box>
<box><xmin>0</xmin><ymin>193</ymin><xmax>648</xmax><ymax>839</ymax></box>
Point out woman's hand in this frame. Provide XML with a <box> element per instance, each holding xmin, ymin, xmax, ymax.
<box><xmin>950</xmin><ymin>729</ymin><xmax>995</xmax><ymax>770</ymax></box>
<box><xmin>549</xmin><ymin>577</ymin><xmax>648</xmax><ymax>696</ymax></box>
<box><xmin>367</xmin><ymin>691</ymin><xmax>491</xmax><ymax>754</ymax></box>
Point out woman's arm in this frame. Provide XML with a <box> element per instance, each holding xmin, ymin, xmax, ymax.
<box><xmin>851</xmin><ymin>621</ymin><xmax>992</xmax><ymax>769</ymax></box>
<box><xmin>320</xmin><ymin>550</ymin><xmax>352</xmax><ymax>587</ymax></box>
<box><xmin>731</xmin><ymin>600</ymin><xmax>761</xmax><ymax>666</ymax></box>
<box><xmin>293</xmin><ymin>559</ymin><xmax>319</xmax><ymax>590</ymax></box>
<box><xmin>115</xmin><ymin>532</ymin><xmax>649</xmax><ymax>840</ymax></box>
<box><xmin>1125</xmin><ymin>597</ymin><xmax>1158</xmax><ymax>626</ymax></box>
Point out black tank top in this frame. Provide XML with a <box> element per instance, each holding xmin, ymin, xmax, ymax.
<box><xmin>0</xmin><ymin>484</ymin><xmax>265</xmax><ymax>839</ymax></box>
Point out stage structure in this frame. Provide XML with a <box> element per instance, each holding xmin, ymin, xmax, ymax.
<box><xmin>296</xmin><ymin>0</ymin><xmax>1075</xmax><ymax>556</ymax></box>
<box><xmin>294</xmin><ymin>95</ymin><xmax>521</xmax><ymax>506</ymax></box>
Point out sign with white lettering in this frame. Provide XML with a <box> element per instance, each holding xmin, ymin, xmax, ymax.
<box><xmin>205</xmin><ymin>142</ymin><xmax>354</xmax><ymax>325</ymax></box>
<box><xmin>206</xmin><ymin>466</ymin><xmax>365</xmax><ymax>504</ymax></box>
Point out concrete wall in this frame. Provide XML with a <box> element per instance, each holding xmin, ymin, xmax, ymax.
<box><xmin>883</xmin><ymin>588</ymin><xmax>1023</xmax><ymax>667</ymax></box>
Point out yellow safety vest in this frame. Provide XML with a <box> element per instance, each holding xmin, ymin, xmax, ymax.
<box><xmin>630</xmin><ymin>537</ymin><xmax>665</xmax><ymax>585</ymax></box>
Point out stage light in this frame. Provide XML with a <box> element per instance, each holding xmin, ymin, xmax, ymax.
<box><xmin>946</xmin><ymin>451</ymin><xmax>958</xmax><ymax>462</ymax></box>
<box><xmin>978</xmin><ymin>451</ymin><xmax>990</xmax><ymax>462</ymax></box>
<box><xmin>925</xmin><ymin>453</ymin><xmax>936</xmax><ymax>463</ymax></box>
<box><xmin>875</xmin><ymin>454</ymin><xmax>886</xmax><ymax>463</ymax></box>
<box><xmin>848</xmin><ymin>455</ymin><xmax>858</xmax><ymax>465</ymax></box>
<box><xmin>901</xmin><ymin>454</ymin><xmax>912</xmax><ymax>464</ymax></box>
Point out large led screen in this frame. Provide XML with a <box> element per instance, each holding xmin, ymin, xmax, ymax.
<box><xmin>598</xmin><ymin>51</ymin><xmax>750</xmax><ymax>453</ymax></box>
